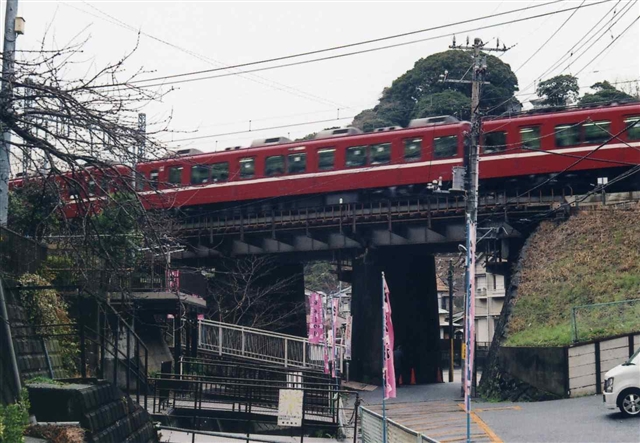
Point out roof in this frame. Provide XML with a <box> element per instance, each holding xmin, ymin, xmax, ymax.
<box><xmin>110</xmin><ymin>291</ymin><xmax>207</xmax><ymax>311</ymax></box>
<box><xmin>437</xmin><ymin>276</ymin><xmax>449</xmax><ymax>292</ymax></box>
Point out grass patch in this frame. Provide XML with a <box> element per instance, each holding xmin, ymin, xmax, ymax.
<box><xmin>506</xmin><ymin>208</ymin><xmax>640</xmax><ymax>346</ymax></box>
<box><xmin>25</xmin><ymin>377</ymin><xmax>64</xmax><ymax>386</ymax></box>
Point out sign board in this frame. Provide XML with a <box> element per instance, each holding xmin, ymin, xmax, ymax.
<box><xmin>277</xmin><ymin>389</ymin><xmax>304</xmax><ymax>427</ymax></box>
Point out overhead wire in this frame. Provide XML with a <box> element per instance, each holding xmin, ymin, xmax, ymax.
<box><xmin>76</xmin><ymin>0</ymin><xmax>611</xmax><ymax>93</ymax></box>
<box><xmin>64</xmin><ymin>1</ymin><xmax>352</xmax><ymax>111</ymax></box>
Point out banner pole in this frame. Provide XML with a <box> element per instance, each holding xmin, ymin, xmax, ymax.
<box><xmin>381</xmin><ymin>271</ymin><xmax>387</xmax><ymax>443</ymax></box>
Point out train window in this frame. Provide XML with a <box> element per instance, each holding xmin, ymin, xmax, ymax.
<box><xmin>149</xmin><ymin>170</ymin><xmax>159</xmax><ymax>190</ymax></box>
<box><xmin>288</xmin><ymin>153</ymin><xmax>306</xmax><ymax>174</ymax></box>
<box><xmin>346</xmin><ymin>146</ymin><xmax>367</xmax><ymax>167</ymax></box>
<box><xmin>483</xmin><ymin>131</ymin><xmax>507</xmax><ymax>154</ymax></box>
<box><xmin>265</xmin><ymin>155</ymin><xmax>285</xmax><ymax>176</ymax></box>
<box><xmin>370</xmin><ymin>143</ymin><xmax>391</xmax><ymax>165</ymax></box>
<box><xmin>555</xmin><ymin>124</ymin><xmax>581</xmax><ymax>147</ymax></box>
<box><xmin>624</xmin><ymin>117</ymin><xmax>640</xmax><ymax>140</ymax></box>
<box><xmin>168</xmin><ymin>166</ymin><xmax>183</xmax><ymax>185</ymax></box>
<box><xmin>239</xmin><ymin>157</ymin><xmax>255</xmax><ymax>179</ymax></box>
<box><xmin>87</xmin><ymin>180</ymin><xmax>96</xmax><ymax>196</ymax></box>
<box><xmin>519</xmin><ymin>127</ymin><xmax>541</xmax><ymax>150</ymax></box>
<box><xmin>318</xmin><ymin>148</ymin><xmax>335</xmax><ymax>171</ymax></box>
<box><xmin>433</xmin><ymin>135</ymin><xmax>458</xmax><ymax>158</ymax></box>
<box><xmin>584</xmin><ymin>121</ymin><xmax>611</xmax><ymax>144</ymax></box>
<box><xmin>404</xmin><ymin>138</ymin><xmax>422</xmax><ymax>162</ymax></box>
<box><xmin>191</xmin><ymin>165</ymin><xmax>210</xmax><ymax>185</ymax></box>
<box><xmin>135</xmin><ymin>172</ymin><xmax>145</xmax><ymax>191</ymax></box>
<box><xmin>211</xmin><ymin>162</ymin><xmax>229</xmax><ymax>182</ymax></box>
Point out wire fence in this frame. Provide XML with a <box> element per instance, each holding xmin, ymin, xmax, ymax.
<box><xmin>359</xmin><ymin>406</ymin><xmax>440</xmax><ymax>443</ymax></box>
<box><xmin>571</xmin><ymin>298</ymin><xmax>640</xmax><ymax>342</ymax></box>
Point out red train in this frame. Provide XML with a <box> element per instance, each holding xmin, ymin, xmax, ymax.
<box><xmin>136</xmin><ymin>102</ymin><xmax>640</xmax><ymax>214</ymax></box>
<box><xmin>11</xmin><ymin>102</ymin><xmax>640</xmax><ymax>217</ymax></box>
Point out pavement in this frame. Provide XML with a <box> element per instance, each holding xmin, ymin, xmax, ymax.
<box><xmin>356</xmin><ymin>369</ymin><xmax>640</xmax><ymax>443</ymax></box>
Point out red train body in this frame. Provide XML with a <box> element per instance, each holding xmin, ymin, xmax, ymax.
<box><xmin>11</xmin><ymin>103</ymin><xmax>640</xmax><ymax>217</ymax></box>
<box><xmin>136</xmin><ymin>103</ymin><xmax>640</xmax><ymax>213</ymax></box>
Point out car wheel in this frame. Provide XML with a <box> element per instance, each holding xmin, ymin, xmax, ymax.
<box><xmin>618</xmin><ymin>389</ymin><xmax>640</xmax><ymax>417</ymax></box>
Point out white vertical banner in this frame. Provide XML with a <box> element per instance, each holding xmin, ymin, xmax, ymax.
<box><xmin>464</xmin><ymin>221</ymin><xmax>477</xmax><ymax>415</ymax></box>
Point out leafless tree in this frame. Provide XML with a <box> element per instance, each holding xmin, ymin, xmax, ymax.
<box><xmin>1</xmin><ymin>35</ymin><xmax>180</xmax><ymax>296</ymax></box>
<box><xmin>206</xmin><ymin>256</ymin><xmax>305</xmax><ymax>331</ymax></box>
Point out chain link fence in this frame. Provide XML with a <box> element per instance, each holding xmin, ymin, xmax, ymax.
<box><xmin>360</xmin><ymin>406</ymin><xmax>439</xmax><ymax>443</ymax></box>
<box><xmin>571</xmin><ymin>298</ymin><xmax>640</xmax><ymax>342</ymax></box>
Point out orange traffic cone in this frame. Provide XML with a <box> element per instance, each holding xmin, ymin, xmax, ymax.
<box><xmin>398</xmin><ymin>375</ymin><xmax>403</xmax><ymax>386</ymax></box>
<box><xmin>410</xmin><ymin>368</ymin><xmax>417</xmax><ymax>385</ymax></box>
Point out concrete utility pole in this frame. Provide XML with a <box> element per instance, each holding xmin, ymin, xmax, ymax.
<box><xmin>0</xmin><ymin>0</ymin><xmax>19</xmax><ymax>226</ymax></box>
<box><xmin>448</xmin><ymin>259</ymin><xmax>454</xmax><ymax>383</ymax></box>
<box><xmin>444</xmin><ymin>36</ymin><xmax>508</xmax><ymax>443</ymax></box>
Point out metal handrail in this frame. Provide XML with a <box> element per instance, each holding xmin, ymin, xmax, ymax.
<box><xmin>199</xmin><ymin>319</ymin><xmax>345</xmax><ymax>373</ymax></box>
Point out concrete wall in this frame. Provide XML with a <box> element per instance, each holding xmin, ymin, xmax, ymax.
<box><xmin>498</xmin><ymin>346</ymin><xmax>567</xmax><ymax>397</ymax></box>
<box><xmin>568</xmin><ymin>333</ymin><xmax>639</xmax><ymax>397</ymax></box>
<box><xmin>498</xmin><ymin>332</ymin><xmax>639</xmax><ymax>399</ymax></box>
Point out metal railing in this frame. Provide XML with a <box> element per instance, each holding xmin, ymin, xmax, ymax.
<box><xmin>571</xmin><ymin>298</ymin><xmax>640</xmax><ymax>342</ymax></box>
<box><xmin>148</xmin><ymin>373</ymin><xmax>359</xmax><ymax>440</ymax></box>
<box><xmin>199</xmin><ymin>319</ymin><xmax>345</xmax><ymax>373</ymax></box>
<box><xmin>360</xmin><ymin>406</ymin><xmax>440</xmax><ymax>443</ymax></box>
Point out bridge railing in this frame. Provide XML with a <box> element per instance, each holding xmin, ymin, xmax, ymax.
<box><xmin>198</xmin><ymin>319</ymin><xmax>345</xmax><ymax>374</ymax></box>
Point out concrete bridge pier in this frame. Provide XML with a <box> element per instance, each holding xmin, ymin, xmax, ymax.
<box><xmin>351</xmin><ymin>247</ymin><xmax>441</xmax><ymax>385</ymax></box>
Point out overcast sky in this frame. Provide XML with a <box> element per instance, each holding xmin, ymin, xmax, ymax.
<box><xmin>8</xmin><ymin>1</ymin><xmax>640</xmax><ymax>153</ymax></box>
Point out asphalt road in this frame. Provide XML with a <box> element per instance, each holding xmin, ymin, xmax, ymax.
<box><xmin>477</xmin><ymin>394</ymin><xmax>640</xmax><ymax>443</ymax></box>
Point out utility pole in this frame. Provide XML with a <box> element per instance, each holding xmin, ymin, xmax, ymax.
<box><xmin>0</xmin><ymin>0</ymin><xmax>20</xmax><ymax>226</ymax></box>
<box><xmin>443</xmin><ymin>36</ymin><xmax>508</xmax><ymax>443</ymax></box>
<box><xmin>448</xmin><ymin>259</ymin><xmax>454</xmax><ymax>383</ymax></box>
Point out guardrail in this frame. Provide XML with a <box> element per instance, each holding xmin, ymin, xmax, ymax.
<box><xmin>198</xmin><ymin>319</ymin><xmax>345</xmax><ymax>374</ymax></box>
<box><xmin>360</xmin><ymin>406</ymin><xmax>440</xmax><ymax>443</ymax></box>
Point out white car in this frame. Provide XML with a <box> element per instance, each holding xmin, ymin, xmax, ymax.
<box><xmin>603</xmin><ymin>346</ymin><xmax>640</xmax><ymax>417</ymax></box>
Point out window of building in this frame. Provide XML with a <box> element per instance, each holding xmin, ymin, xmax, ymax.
<box><xmin>318</xmin><ymin>148</ymin><xmax>335</xmax><ymax>171</ymax></box>
<box><xmin>149</xmin><ymin>169</ymin><xmax>159</xmax><ymax>190</ymax></box>
<box><xmin>265</xmin><ymin>155</ymin><xmax>285</xmax><ymax>176</ymax></box>
<box><xmin>483</xmin><ymin>131</ymin><xmax>507</xmax><ymax>154</ymax></box>
<box><xmin>239</xmin><ymin>157</ymin><xmax>255</xmax><ymax>179</ymax></box>
<box><xmin>584</xmin><ymin>120</ymin><xmax>611</xmax><ymax>144</ymax></box>
<box><xmin>191</xmin><ymin>165</ymin><xmax>210</xmax><ymax>185</ymax></box>
<box><xmin>404</xmin><ymin>138</ymin><xmax>422</xmax><ymax>162</ymax></box>
<box><xmin>555</xmin><ymin>123</ymin><xmax>581</xmax><ymax>147</ymax></box>
<box><xmin>625</xmin><ymin>116</ymin><xmax>640</xmax><ymax>140</ymax></box>
<box><xmin>370</xmin><ymin>143</ymin><xmax>391</xmax><ymax>165</ymax></box>
<box><xmin>346</xmin><ymin>146</ymin><xmax>367</xmax><ymax>167</ymax></box>
<box><xmin>433</xmin><ymin>135</ymin><xmax>458</xmax><ymax>158</ymax></box>
<box><xmin>211</xmin><ymin>162</ymin><xmax>229</xmax><ymax>182</ymax></box>
<box><xmin>519</xmin><ymin>126</ymin><xmax>541</xmax><ymax>150</ymax></box>
<box><xmin>288</xmin><ymin>153</ymin><xmax>306</xmax><ymax>174</ymax></box>
<box><xmin>168</xmin><ymin>166</ymin><xmax>183</xmax><ymax>185</ymax></box>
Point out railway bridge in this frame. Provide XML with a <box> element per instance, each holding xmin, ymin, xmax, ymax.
<box><xmin>171</xmin><ymin>190</ymin><xmax>573</xmax><ymax>383</ymax></box>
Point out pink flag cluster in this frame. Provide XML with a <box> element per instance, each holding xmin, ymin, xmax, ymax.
<box><xmin>382</xmin><ymin>275</ymin><xmax>396</xmax><ymax>399</ymax></box>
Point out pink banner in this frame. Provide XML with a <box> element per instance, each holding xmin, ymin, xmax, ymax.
<box><xmin>382</xmin><ymin>275</ymin><xmax>396</xmax><ymax>399</ymax></box>
<box><xmin>166</xmin><ymin>269</ymin><xmax>180</xmax><ymax>292</ymax></box>
<box><xmin>323</xmin><ymin>338</ymin><xmax>330</xmax><ymax>375</ymax></box>
<box><xmin>307</xmin><ymin>292</ymin><xmax>324</xmax><ymax>344</ymax></box>
<box><xmin>331</xmin><ymin>297</ymin><xmax>339</xmax><ymax>378</ymax></box>
<box><xmin>344</xmin><ymin>315</ymin><xmax>352</xmax><ymax>360</ymax></box>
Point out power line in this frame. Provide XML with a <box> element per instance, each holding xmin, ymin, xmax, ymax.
<box><xmin>129</xmin><ymin>0</ymin><xmax>568</xmax><ymax>86</ymax></box>
<box><xmin>114</xmin><ymin>0</ymin><xmax>613</xmax><ymax>92</ymax></box>
<box><xmin>513</xmin><ymin>0</ymin><xmax>585</xmax><ymax>73</ymax></box>
<box><xmin>164</xmin><ymin>115</ymin><xmax>356</xmax><ymax>145</ymax></box>
<box><xmin>64</xmin><ymin>1</ymin><xmax>352</xmax><ymax>111</ymax></box>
